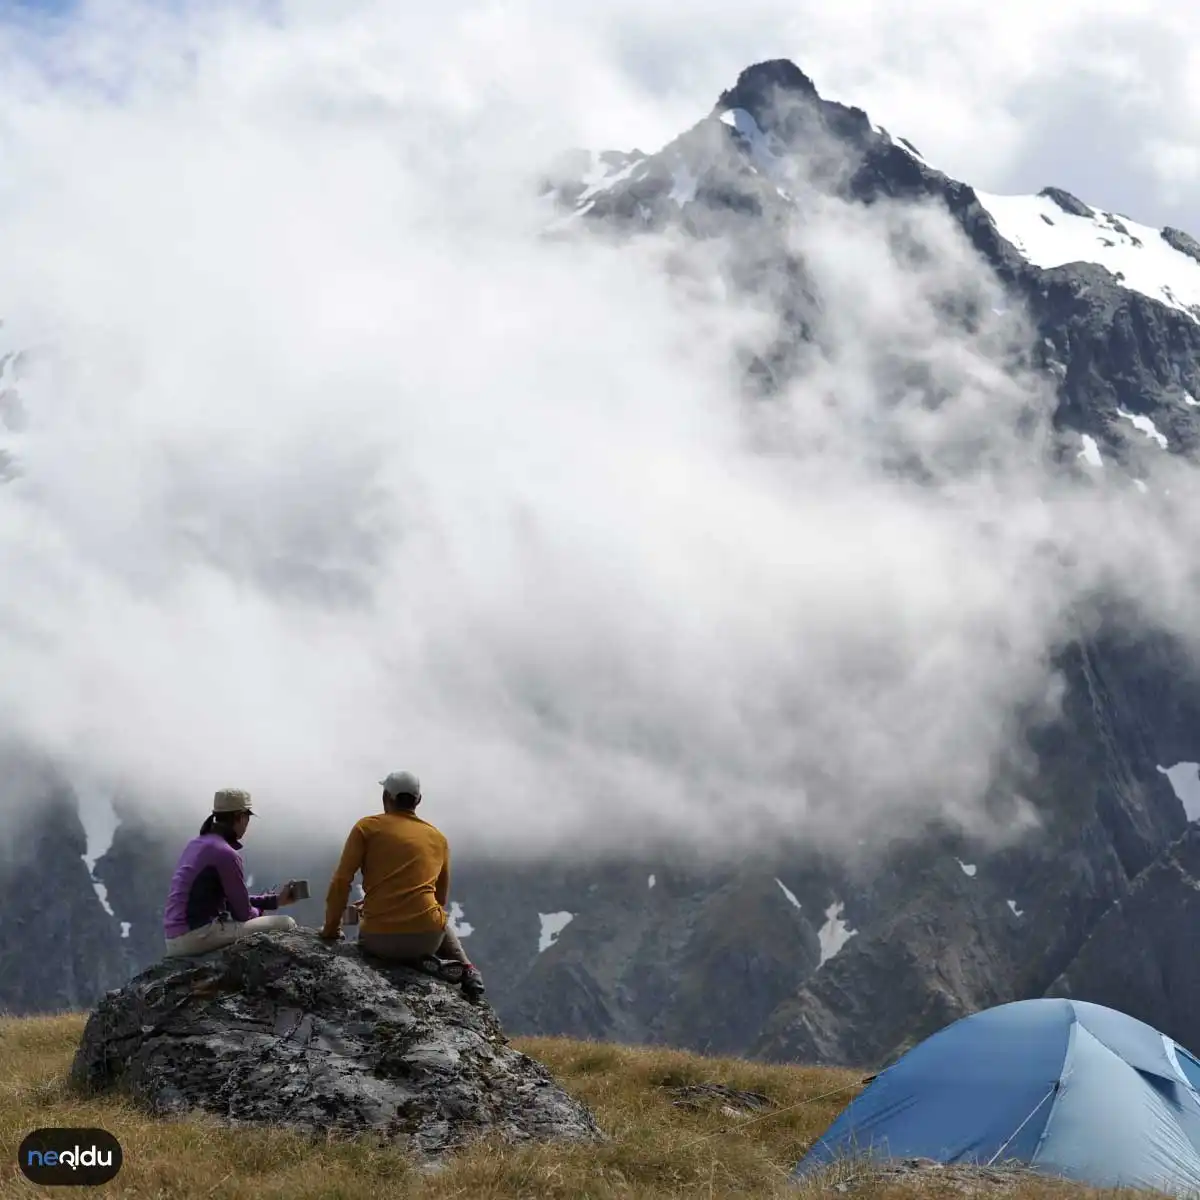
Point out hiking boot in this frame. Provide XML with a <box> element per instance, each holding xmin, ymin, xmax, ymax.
<box><xmin>410</xmin><ymin>956</ymin><xmax>465</xmax><ymax>985</ymax></box>
<box><xmin>461</xmin><ymin>964</ymin><xmax>485</xmax><ymax>999</ymax></box>
<box><xmin>437</xmin><ymin>959</ymin><xmax>464</xmax><ymax>983</ymax></box>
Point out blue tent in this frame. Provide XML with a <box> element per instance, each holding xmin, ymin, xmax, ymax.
<box><xmin>795</xmin><ymin>998</ymin><xmax>1200</xmax><ymax>1196</ymax></box>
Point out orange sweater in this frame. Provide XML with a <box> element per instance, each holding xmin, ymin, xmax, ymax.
<box><xmin>322</xmin><ymin>810</ymin><xmax>450</xmax><ymax>937</ymax></box>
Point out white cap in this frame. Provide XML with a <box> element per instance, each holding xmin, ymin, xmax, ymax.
<box><xmin>380</xmin><ymin>771</ymin><xmax>420</xmax><ymax>799</ymax></box>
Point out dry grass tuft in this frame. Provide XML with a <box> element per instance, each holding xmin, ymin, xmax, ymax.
<box><xmin>0</xmin><ymin>1015</ymin><xmax>1157</xmax><ymax>1198</ymax></box>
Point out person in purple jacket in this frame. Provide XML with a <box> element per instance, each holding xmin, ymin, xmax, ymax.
<box><xmin>163</xmin><ymin>788</ymin><xmax>300</xmax><ymax>957</ymax></box>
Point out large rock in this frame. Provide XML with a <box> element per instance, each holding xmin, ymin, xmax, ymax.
<box><xmin>69</xmin><ymin>929</ymin><xmax>602</xmax><ymax>1155</ymax></box>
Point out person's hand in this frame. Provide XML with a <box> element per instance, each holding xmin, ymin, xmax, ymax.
<box><xmin>319</xmin><ymin>927</ymin><xmax>344</xmax><ymax>941</ymax></box>
<box><xmin>276</xmin><ymin>882</ymin><xmax>297</xmax><ymax>907</ymax></box>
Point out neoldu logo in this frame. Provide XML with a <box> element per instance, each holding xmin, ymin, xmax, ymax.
<box><xmin>18</xmin><ymin>1127</ymin><xmax>123</xmax><ymax>1186</ymax></box>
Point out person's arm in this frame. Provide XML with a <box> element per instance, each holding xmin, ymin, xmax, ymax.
<box><xmin>322</xmin><ymin>824</ymin><xmax>366</xmax><ymax>938</ymax></box>
<box><xmin>249</xmin><ymin>888</ymin><xmax>280</xmax><ymax>911</ymax></box>
<box><xmin>214</xmin><ymin>845</ymin><xmax>267</xmax><ymax>922</ymax></box>
<box><xmin>434</xmin><ymin>840</ymin><xmax>450</xmax><ymax>910</ymax></box>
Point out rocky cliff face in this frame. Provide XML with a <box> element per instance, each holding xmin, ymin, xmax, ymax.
<box><xmin>751</xmin><ymin>628</ymin><xmax>1200</xmax><ymax>1066</ymax></box>
<box><xmin>0</xmin><ymin>757</ymin><xmax>132</xmax><ymax>1011</ymax></box>
<box><xmin>6</xmin><ymin>58</ymin><xmax>1200</xmax><ymax>1069</ymax></box>
<box><xmin>1047</xmin><ymin>821</ymin><xmax>1200</xmax><ymax>1055</ymax></box>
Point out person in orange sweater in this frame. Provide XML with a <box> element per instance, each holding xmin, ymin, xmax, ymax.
<box><xmin>319</xmin><ymin>770</ymin><xmax>484</xmax><ymax>999</ymax></box>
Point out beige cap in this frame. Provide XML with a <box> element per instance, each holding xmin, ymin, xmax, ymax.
<box><xmin>213</xmin><ymin>788</ymin><xmax>254</xmax><ymax>815</ymax></box>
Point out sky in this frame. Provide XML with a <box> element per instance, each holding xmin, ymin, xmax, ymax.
<box><xmin>1</xmin><ymin>0</ymin><xmax>1200</xmax><ymax>861</ymax></box>
<box><xmin>2</xmin><ymin>0</ymin><xmax>1200</xmax><ymax>232</ymax></box>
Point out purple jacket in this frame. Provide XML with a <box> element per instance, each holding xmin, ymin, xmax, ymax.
<box><xmin>163</xmin><ymin>832</ymin><xmax>278</xmax><ymax>938</ymax></box>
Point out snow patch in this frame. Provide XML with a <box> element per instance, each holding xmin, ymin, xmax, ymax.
<box><xmin>775</xmin><ymin>878</ymin><xmax>802</xmax><ymax>909</ymax></box>
<box><xmin>975</xmin><ymin>191</ymin><xmax>1200</xmax><ymax>322</ymax></box>
<box><xmin>1007</xmin><ymin>900</ymin><xmax>1024</xmax><ymax>917</ymax></box>
<box><xmin>120</xmin><ymin>921</ymin><xmax>131</xmax><ymax>939</ymax></box>
<box><xmin>669</xmin><ymin>163</ymin><xmax>698</xmax><ymax>207</ymax></box>
<box><xmin>817</xmin><ymin>901</ymin><xmax>856</xmax><ymax>967</ymax></box>
<box><xmin>1158</xmin><ymin>762</ymin><xmax>1200</xmax><ymax>820</ymax></box>
<box><xmin>1184</xmin><ymin>392</ymin><xmax>1199</xmax><ymax>407</ymax></box>
<box><xmin>577</xmin><ymin>151</ymin><xmax>608</xmax><ymax>191</ymax></box>
<box><xmin>447</xmin><ymin>900</ymin><xmax>474</xmax><ymax>938</ymax></box>
<box><xmin>578</xmin><ymin>156</ymin><xmax>644</xmax><ymax>203</ymax></box>
<box><xmin>538</xmin><ymin>911</ymin><xmax>574</xmax><ymax>953</ymax></box>
<box><xmin>1117</xmin><ymin>408</ymin><xmax>1169</xmax><ymax>449</ymax></box>
<box><xmin>648</xmin><ymin>874</ymin><xmax>656</xmax><ymax>889</ymax></box>
<box><xmin>957</xmin><ymin>859</ymin><xmax>977</xmax><ymax>877</ymax></box>
<box><xmin>91</xmin><ymin>880</ymin><xmax>115</xmax><ymax>917</ymax></box>
<box><xmin>719</xmin><ymin>107</ymin><xmax>787</xmax><ymax>182</ymax></box>
<box><xmin>1078</xmin><ymin>434</ymin><xmax>1103</xmax><ymax>468</ymax></box>
<box><xmin>77</xmin><ymin>785</ymin><xmax>119</xmax><ymax>920</ymax></box>
<box><xmin>77</xmin><ymin>786</ymin><xmax>118</xmax><ymax>870</ymax></box>
<box><xmin>1134</xmin><ymin>479</ymin><xmax>1149</xmax><ymax>493</ymax></box>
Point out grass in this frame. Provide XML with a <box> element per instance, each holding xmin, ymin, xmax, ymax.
<box><xmin>0</xmin><ymin>1013</ymin><xmax>1153</xmax><ymax>1199</ymax></box>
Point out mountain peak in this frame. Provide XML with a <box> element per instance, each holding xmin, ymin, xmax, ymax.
<box><xmin>716</xmin><ymin>59</ymin><xmax>819</xmax><ymax>119</ymax></box>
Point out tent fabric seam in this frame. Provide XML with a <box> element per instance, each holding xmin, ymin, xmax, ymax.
<box><xmin>1029</xmin><ymin>1008</ymin><xmax>1077</xmax><ymax>1165</ymax></box>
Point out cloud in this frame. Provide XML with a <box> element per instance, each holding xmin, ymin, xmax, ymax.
<box><xmin>0</xmin><ymin>0</ymin><xmax>1199</xmax><ymax>861</ymax></box>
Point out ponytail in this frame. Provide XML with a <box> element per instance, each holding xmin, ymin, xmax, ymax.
<box><xmin>199</xmin><ymin>811</ymin><xmax>242</xmax><ymax>841</ymax></box>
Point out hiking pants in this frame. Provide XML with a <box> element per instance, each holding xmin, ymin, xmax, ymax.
<box><xmin>358</xmin><ymin>925</ymin><xmax>470</xmax><ymax>964</ymax></box>
<box><xmin>164</xmin><ymin>913</ymin><xmax>297</xmax><ymax>957</ymax></box>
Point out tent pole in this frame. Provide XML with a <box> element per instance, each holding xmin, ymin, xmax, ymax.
<box><xmin>985</xmin><ymin>1082</ymin><xmax>1059</xmax><ymax>1167</ymax></box>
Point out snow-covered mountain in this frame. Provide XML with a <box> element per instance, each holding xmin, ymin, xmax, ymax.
<box><xmin>7</xmin><ymin>58</ymin><xmax>1200</xmax><ymax>1068</ymax></box>
<box><xmin>553</xmin><ymin>114</ymin><xmax>1200</xmax><ymax>326</ymax></box>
